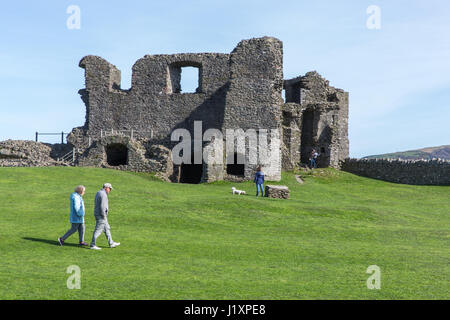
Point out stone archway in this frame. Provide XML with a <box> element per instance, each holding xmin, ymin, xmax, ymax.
<box><xmin>106</xmin><ymin>143</ymin><xmax>128</xmax><ymax>166</ymax></box>
<box><xmin>179</xmin><ymin>153</ymin><xmax>203</xmax><ymax>184</ymax></box>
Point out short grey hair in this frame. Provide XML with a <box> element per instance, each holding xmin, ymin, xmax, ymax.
<box><xmin>74</xmin><ymin>185</ymin><xmax>85</xmax><ymax>194</ymax></box>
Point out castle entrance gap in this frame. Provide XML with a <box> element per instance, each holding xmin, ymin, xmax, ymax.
<box><xmin>106</xmin><ymin>143</ymin><xmax>128</xmax><ymax>166</ymax></box>
<box><xmin>226</xmin><ymin>152</ymin><xmax>245</xmax><ymax>176</ymax></box>
<box><xmin>180</xmin><ymin>153</ymin><xmax>203</xmax><ymax>184</ymax></box>
<box><xmin>300</xmin><ymin>109</ymin><xmax>314</xmax><ymax>165</ymax></box>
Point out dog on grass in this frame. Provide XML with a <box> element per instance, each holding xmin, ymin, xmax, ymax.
<box><xmin>232</xmin><ymin>187</ymin><xmax>246</xmax><ymax>195</ymax></box>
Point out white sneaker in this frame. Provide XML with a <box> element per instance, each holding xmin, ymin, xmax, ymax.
<box><xmin>90</xmin><ymin>245</ymin><xmax>102</xmax><ymax>250</ymax></box>
<box><xmin>110</xmin><ymin>242</ymin><xmax>121</xmax><ymax>248</ymax></box>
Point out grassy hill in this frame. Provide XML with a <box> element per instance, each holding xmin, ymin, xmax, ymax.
<box><xmin>363</xmin><ymin>145</ymin><xmax>450</xmax><ymax>160</ymax></box>
<box><xmin>0</xmin><ymin>167</ymin><xmax>448</xmax><ymax>299</ymax></box>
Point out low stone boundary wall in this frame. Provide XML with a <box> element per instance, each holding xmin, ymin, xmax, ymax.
<box><xmin>265</xmin><ymin>185</ymin><xmax>290</xmax><ymax>199</ymax></box>
<box><xmin>341</xmin><ymin>158</ymin><xmax>450</xmax><ymax>185</ymax></box>
<box><xmin>0</xmin><ymin>140</ymin><xmax>59</xmax><ymax>167</ymax></box>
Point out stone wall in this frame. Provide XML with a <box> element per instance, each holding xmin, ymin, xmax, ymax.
<box><xmin>67</xmin><ymin>37</ymin><xmax>349</xmax><ymax>182</ymax></box>
<box><xmin>223</xmin><ymin>37</ymin><xmax>283</xmax><ymax>181</ymax></box>
<box><xmin>341</xmin><ymin>158</ymin><xmax>450</xmax><ymax>185</ymax></box>
<box><xmin>69</xmin><ymin>37</ymin><xmax>286</xmax><ymax>182</ymax></box>
<box><xmin>265</xmin><ymin>185</ymin><xmax>290</xmax><ymax>199</ymax></box>
<box><xmin>282</xmin><ymin>71</ymin><xmax>349</xmax><ymax>170</ymax></box>
<box><xmin>77</xmin><ymin>52</ymin><xmax>230</xmax><ymax>140</ymax></box>
<box><xmin>0</xmin><ymin>140</ymin><xmax>61</xmax><ymax>167</ymax></box>
<box><xmin>77</xmin><ymin>136</ymin><xmax>173</xmax><ymax>181</ymax></box>
<box><xmin>1</xmin><ymin>38</ymin><xmax>350</xmax><ymax>183</ymax></box>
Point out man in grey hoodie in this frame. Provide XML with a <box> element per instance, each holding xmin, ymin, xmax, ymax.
<box><xmin>90</xmin><ymin>183</ymin><xmax>120</xmax><ymax>250</ymax></box>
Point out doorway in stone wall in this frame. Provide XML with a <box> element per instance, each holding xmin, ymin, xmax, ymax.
<box><xmin>226</xmin><ymin>152</ymin><xmax>245</xmax><ymax>176</ymax></box>
<box><xmin>179</xmin><ymin>154</ymin><xmax>203</xmax><ymax>184</ymax></box>
<box><xmin>300</xmin><ymin>109</ymin><xmax>314</xmax><ymax>164</ymax></box>
<box><xmin>106</xmin><ymin>143</ymin><xmax>128</xmax><ymax>166</ymax></box>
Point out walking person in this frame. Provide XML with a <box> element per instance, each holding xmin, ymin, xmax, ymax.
<box><xmin>58</xmin><ymin>185</ymin><xmax>88</xmax><ymax>246</ymax></box>
<box><xmin>90</xmin><ymin>183</ymin><xmax>120</xmax><ymax>250</ymax></box>
<box><xmin>254</xmin><ymin>166</ymin><xmax>265</xmax><ymax>197</ymax></box>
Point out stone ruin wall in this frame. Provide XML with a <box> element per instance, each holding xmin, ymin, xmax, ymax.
<box><xmin>342</xmin><ymin>158</ymin><xmax>450</xmax><ymax>185</ymax></box>
<box><xmin>3</xmin><ymin>36</ymin><xmax>448</xmax><ymax>186</ymax></box>
<box><xmin>0</xmin><ymin>37</ymin><xmax>350</xmax><ymax>183</ymax></box>
<box><xmin>0</xmin><ymin>140</ymin><xmax>72</xmax><ymax>167</ymax></box>
<box><xmin>67</xmin><ymin>36</ymin><xmax>349</xmax><ymax>183</ymax></box>
<box><xmin>67</xmin><ymin>37</ymin><xmax>283</xmax><ymax>182</ymax></box>
<box><xmin>282</xmin><ymin>72</ymin><xmax>349</xmax><ymax>170</ymax></box>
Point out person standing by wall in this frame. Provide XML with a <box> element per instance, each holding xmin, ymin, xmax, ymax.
<box><xmin>90</xmin><ymin>183</ymin><xmax>120</xmax><ymax>250</ymax></box>
<box><xmin>310</xmin><ymin>149</ymin><xmax>320</xmax><ymax>168</ymax></box>
<box><xmin>254</xmin><ymin>166</ymin><xmax>265</xmax><ymax>197</ymax></box>
<box><xmin>58</xmin><ymin>185</ymin><xmax>88</xmax><ymax>246</ymax></box>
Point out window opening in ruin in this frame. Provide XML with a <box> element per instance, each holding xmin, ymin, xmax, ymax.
<box><xmin>168</xmin><ymin>63</ymin><xmax>202</xmax><ymax>94</ymax></box>
<box><xmin>300</xmin><ymin>110</ymin><xmax>314</xmax><ymax>164</ymax></box>
<box><xmin>180</xmin><ymin>154</ymin><xmax>203</xmax><ymax>184</ymax></box>
<box><xmin>226</xmin><ymin>152</ymin><xmax>245</xmax><ymax>176</ymax></box>
<box><xmin>286</xmin><ymin>82</ymin><xmax>301</xmax><ymax>103</ymax></box>
<box><xmin>106</xmin><ymin>143</ymin><xmax>128</xmax><ymax>166</ymax></box>
<box><xmin>180</xmin><ymin>66</ymin><xmax>200</xmax><ymax>93</ymax></box>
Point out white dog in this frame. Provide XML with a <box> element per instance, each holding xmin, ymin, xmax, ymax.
<box><xmin>232</xmin><ymin>187</ymin><xmax>246</xmax><ymax>195</ymax></box>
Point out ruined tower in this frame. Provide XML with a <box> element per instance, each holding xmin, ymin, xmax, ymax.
<box><xmin>67</xmin><ymin>36</ymin><xmax>349</xmax><ymax>183</ymax></box>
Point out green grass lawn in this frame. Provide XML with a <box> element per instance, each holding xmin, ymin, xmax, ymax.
<box><xmin>0</xmin><ymin>167</ymin><xmax>448</xmax><ymax>299</ymax></box>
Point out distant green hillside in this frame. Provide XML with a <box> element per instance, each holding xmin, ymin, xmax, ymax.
<box><xmin>363</xmin><ymin>145</ymin><xmax>450</xmax><ymax>160</ymax></box>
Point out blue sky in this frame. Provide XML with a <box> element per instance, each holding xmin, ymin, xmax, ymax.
<box><xmin>0</xmin><ymin>0</ymin><xmax>448</xmax><ymax>157</ymax></box>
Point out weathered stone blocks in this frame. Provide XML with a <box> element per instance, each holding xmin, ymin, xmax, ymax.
<box><xmin>283</xmin><ymin>71</ymin><xmax>349</xmax><ymax>169</ymax></box>
<box><xmin>0</xmin><ymin>140</ymin><xmax>59</xmax><ymax>167</ymax></box>
<box><xmin>264</xmin><ymin>185</ymin><xmax>290</xmax><ymax>199</ymax></box>
<box><xmin>65</xmin><ymin>37</ymin><xmax>350</xmax><ymax>182</ymax></box>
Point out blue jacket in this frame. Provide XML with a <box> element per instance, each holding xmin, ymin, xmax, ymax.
<box><xmin>254</xmin><ymin>171</ymin><xmax>265</xmax><ymax>184</ymax></box>
<box><xmin>70</xmin><ymin>192</ymin><xmax>85</xmax><ymax>223</ymax></box>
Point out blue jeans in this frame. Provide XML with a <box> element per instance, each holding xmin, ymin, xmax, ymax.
<box><xmin>61</xmin><ymin>223</ymin><xmax>85</xmax><ymax>243</ymax></box>
<box><xmin>256</xmin><ymin>183</ymin><xmax>264</xmax><ymax>196</ymax></box>
<box><xmin>310</xmin><ymin>158</ymin><xmax>317</xmax><ymax>168</ymax></box>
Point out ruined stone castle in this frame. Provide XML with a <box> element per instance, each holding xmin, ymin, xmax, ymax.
<box><xmin>67</xmin><ymin>36</ymin><xmax>349</xmax><ymax>183</ymax></box>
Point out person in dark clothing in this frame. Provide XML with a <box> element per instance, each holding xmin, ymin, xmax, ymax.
<box><xmin>254</xmin><ymin>166</ymin><xmax>265</xmax><ymax>197</ymax></box>
<box><xmin>309</xmin><ymin>149</ymin><xmax>320</xmax><ymax>168</ymax></box>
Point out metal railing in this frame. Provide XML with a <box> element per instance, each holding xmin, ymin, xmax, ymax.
<box><xmin>58</xmin><ymin>148</ymin><xmax>76</xmax><ymax>163</ymax></box>
<box><xmin>35</xmin><ymin>129</ymin><xmax>154</xmax><ymax>148</ymax></box>
<box><xmin>99</xmin><ymin>129</ymin><xmax>153</xmax><ymax>140</ymax></box>
<box><xmin>35</xmin><ymin>131</ymin><xmax>69</xmax><ymax>144</ymax></box>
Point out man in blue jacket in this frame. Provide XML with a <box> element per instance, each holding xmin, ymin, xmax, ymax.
<box><xmin>58</xmin><ymin>185</ymin><xmax>88</xmax><ymax>246</ymax></box>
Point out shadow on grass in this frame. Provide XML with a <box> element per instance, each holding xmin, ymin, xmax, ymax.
<box><xmin>22</xmin><ymin>237</ymin><xmax>83</xmax><ymax>248</ymax></box>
